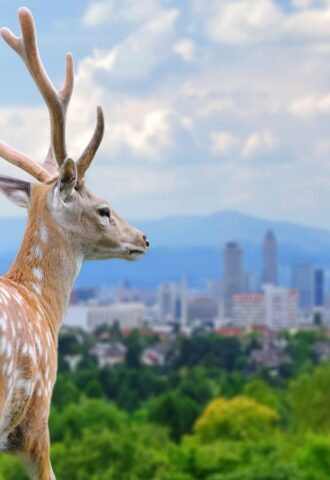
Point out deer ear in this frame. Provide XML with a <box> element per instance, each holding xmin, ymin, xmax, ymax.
<box><xmin>58</xmin><ymin>158</ymin><xmax>77</xmax><ymax>202</ymax></box>
<box><xmin>0</xmin><ymin>175</ymin><xmax>30</xmax><ymax>208</ymax></box>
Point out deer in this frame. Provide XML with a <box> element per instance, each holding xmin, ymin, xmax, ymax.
<box><xmin>0</xmin><ymin>7</ymin><xmax>149</xmax><ymax>479</ymax></box>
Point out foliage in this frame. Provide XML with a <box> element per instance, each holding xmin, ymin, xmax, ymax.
<box><xmin>148</xmin><ymin>391</ymin><xmax>201</xmax><ymax>441</ymax></box>
<box><xmin>289</xmin><ymin>363</ymin><xmax>330</xmax><ymax>433</ymax></box>
<box><xmin>1</xmin><ymin>330</ymin><xmax>330</xmax><ymax>479</ymax></box>
<box><xmin>194</xmin><ymin>396</ymin><xmax>279</xmax><ymax>443</ymax></box>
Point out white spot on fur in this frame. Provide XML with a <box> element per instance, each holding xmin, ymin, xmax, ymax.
<box><xmin>32</xmin><ymin>283</ymin><xmax>42</xmax><ymax>295</ymax></box>
<box><xmin>46</xmin><ymin>331</ymin><xmax>52</xmax><ymax>348</ymax></box>
<box><xmin>5</xmin><ymin>343</ymin><xmax>12</xmax><ymax>359</ymax></box>
<box><xmin>0</xmin><ymin>315</ymin><xmax>7</xmax><ymax>331</ymax></box>
<box><xmin>10</xmin><ymin>322</ymin><xmax>16</xmax><ymax>337</ymax></box>
<box><xmin>28</xmin><ymin>346</ymin><xmax>37</xmax><ymax>364</ymax></box>
<box><xmin>35</xmin><ymin>335</ymin><xmax>42</xmax><ymax>354</ymax></box>
<box><xmin>32</xmin><ymin>267</ymin><xmax>43</xmax><ymax>282</ymax></box>
<box><xmin>5</xmin><ymin>359</ymin><xmax>14</xmax><ymax>376</ymax></box>
<box><xmin>39</xmin><ymin>221</ymin><xmax>48</xmax><ymax>243</ymax></box>
<box><xmin>0</xmin><ymin>338</ymin><xmax>7</xmax><ymax>356</ymax></box>
<box><xmin>0</xmin><ymin>288</ymin><xmax>11</xmax><ymax>300</ymax></box>
<box><xmin>14</xmin><ymin>293</ymin><xmax>24</xmax><ymax>305</ymax></box>
<box><xmin>16</xmin><ymin>378</ymin><xmax>35</xmax><ymax>396</ymax></box>
<box><xmin>0</xmin><ymin>293</ymin><xmax>7</xmax><ymax>306</ymax></box>
<box><xmin>31</xmin><ymin>244</ymin><xmax>43</xmax><ymax>260</ymax></box>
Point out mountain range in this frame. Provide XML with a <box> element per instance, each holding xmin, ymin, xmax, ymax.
<box><xmin>0</xmin><ymin>211</ymin><xmax>329</xmax><ymax>288</ymax></box>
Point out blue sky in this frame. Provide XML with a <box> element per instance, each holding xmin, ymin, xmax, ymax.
<box><xmin>1</xmin><ymin>0</ymin><xmax>330</xmax><ymax>229</ymax></box>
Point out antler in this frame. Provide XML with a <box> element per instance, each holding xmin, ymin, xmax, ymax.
<box><xmin>0</xmin><ymin>7</ymin><xmax>104</xmax><ymax>185</ymax></box>
<box><xmin>1</xmin><ymin>7</ymin><xmax>73</xmax><ymax>171</ymax></box>
<box><xmin>76</xmin><ymin>106</ymin><xmax>104</xmax><ymax>185</ymax></box>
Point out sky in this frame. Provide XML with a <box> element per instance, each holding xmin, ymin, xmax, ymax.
<box><xmin>0</xmin><ymin>0</ymin><xmax>330</xmax><ymax>228</ymax></box>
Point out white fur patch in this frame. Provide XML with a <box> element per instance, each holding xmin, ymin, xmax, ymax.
<box><xmin>16</xmin><ymin>378</ymin><xmax>35</xmax><ymax>396</ymax></box>
<box><xmin>0</xmin><ymin>315</ymin><xmax>7</xmax><ymax>331</ymax></box>
<box><xmin>31</xmin><ymin>244</ymin><xmax>43</xmax><ymax>260</ymax></box>
<box><xmin>32</xmin><ymin>283</ymin><xmax>42</xmax><ymax>295</ymax></box>
<box><xmin>39</xmin><ymin>221</ymin><xmax>49</xmax><ymax>243</ymax></box>
<box><xmin>32</xmin><ymin>267</ymin><xmax>43</xmax><ymax>282</ymax></box>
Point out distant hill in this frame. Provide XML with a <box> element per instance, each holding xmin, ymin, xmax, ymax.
<box><xmin>0</xmin><ymin>211</ymin><xmax>329</xmax><ymax>287</ymax></box>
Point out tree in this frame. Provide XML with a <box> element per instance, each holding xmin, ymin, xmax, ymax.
<box><xmin>173</xmin><ymin>335</ymin><xmax>243</xmax><ymax>371</ymax></box>
<box><xmin>243</xmin><ymin>378</ymin><xmax>280</xmax><ymax>410</ymax></box>
<box><xmin>289</xmin><ymin>363</ymin><xmax>330</xmax><ymax>433</ymax></box>
<box><xmin>194</xmin><ymin>396</ymin><xmax>279</xmax><ymax>443</ymax></box>
<box><xmin>125</xmin><ymin>330</ymin><xmax>144</xmax><ymax>368</ymax></box>
<box><xmin>149</xmin><ymin>391</ymin><xmax>201</xmax><ymax>441</ymax></box>
<box><xmin>295</xmin><ymin>434</ymin><xmax>330</xmax><ymax>480</ymax></box>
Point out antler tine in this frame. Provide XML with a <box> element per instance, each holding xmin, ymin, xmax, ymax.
<box><xmin>0</xmin><ymin>140</ymin><xmax>56</xmax><ymax>184</ymax></box>
<box><xmin>1</xmin><ymin>7</ymin><xmax>73</xmax><ymax>169</ymax></box>
<box><xmin>76</xmin><ymin>106</ymin><xmax>105</xmax><ymax>184</ymax></box>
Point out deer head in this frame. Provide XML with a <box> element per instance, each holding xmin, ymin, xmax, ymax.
<box><xmin>0</xmin><ymin>7</ymin><xmax>149</xmax><ymax>263</ymax></box>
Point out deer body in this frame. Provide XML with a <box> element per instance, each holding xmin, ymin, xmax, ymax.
<box><xmin>0</xmin><ymin>8</ymin><xmax>149</xmax><ymax>479</ymax></box>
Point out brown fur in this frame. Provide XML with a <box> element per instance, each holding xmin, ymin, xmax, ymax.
<box><xmin>0</xmin><ymin>185</ymin><xmax>78</xmax><ymax>479</ymax></box>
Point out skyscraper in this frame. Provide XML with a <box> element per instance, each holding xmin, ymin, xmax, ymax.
<box><xmin>314</xmin><ymin>269</ymin><xmax>325</xmax><ymax>307</ymax></box>
<box><xmin>291</xmin><ymin>264</ymin><xmax>314</xmax><ymax>313</ymax></box>
<box><xmin>261</xmin><ymin>230</ymin><xmax>278</xmax><ymax>285</ymax></box>
<box><xmin>222</xmin><ymin>242</ymin><xmax>244</xmax><ymax>318</ymax></box>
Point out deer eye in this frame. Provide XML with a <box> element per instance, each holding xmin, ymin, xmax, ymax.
<box><xmin>97</xmin><ymin>207</ymin><xmax>111</xmax><ymax>219</ymax></box>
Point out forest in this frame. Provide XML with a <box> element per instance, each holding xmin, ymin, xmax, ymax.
<box><xmin>1</xmin><ymin>326</ymin><xmax>330</xmax><ymax>479</ymax></box>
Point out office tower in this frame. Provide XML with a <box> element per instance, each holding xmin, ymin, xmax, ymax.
<box><xmin>291</xmin><ymin>264</ymin><xmax>314</xmax><ymax>313</ymax></box>
<box><xmin>158</xmin><ymin>281</ymin><xmax>187</xmax><ymax>324</ymax></box>
<box><xmin>223</xmin><ymin>242</ymin><xmax>244</xmax><ymax>317</ymax></box>
<box><xmin>314</xmin><ymin>269</ymin><xmax>325</xmax><ymax>307</ymax></box>
<box><xmin>261</xmin><ymin>230</ymin><xmax>278</xmax><ymax>285</ymax></box>
<box><xmin>180</xmin><ymin>277</ymin><xmax>188</xmax><ymax>326</ymax></box>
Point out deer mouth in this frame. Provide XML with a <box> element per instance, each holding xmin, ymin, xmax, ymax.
<box><xmin>124</xmin><ymin>245</ymin><xmax>146</xmax><ymax>259</ymax></box>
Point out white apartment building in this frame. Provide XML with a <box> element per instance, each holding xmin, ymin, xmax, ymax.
<box><xmin>233</xmin><ymin>285</ymin><xmax>298</xmax><ymax>329</ymax></box>
<box><xmin>64</xmin><ymin>302</ymin><xmax>148</xmax><ymax>331</ymax></box>
<box><xmin>263</xmin><ymin>284</ymin><xmax>298</xmax><ymax>328</ymax></box>
<box><xmin>233</xmin><ymin>294</ymin><xmax>265</xmax><ymax>327</ymax></box>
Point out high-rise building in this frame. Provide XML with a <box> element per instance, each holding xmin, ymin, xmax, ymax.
<box><xmin>261</xmin><ymin>230</ymin><xmax>278</xmax><ymax>285</ymax></box>
<box><xmin>222</xmin><ymin>242</ymin><xmax>244</xmax><ymax>317</ymax></box>
<box><xmin>291</xmin><ymin>264</ymin><xmax>314</xmax><ymax>313</ymax></box>
<box><xmin>314</xmin><ymin>269</ymin><xmax>325</xmax><ymax>307</ymax></box>
<box><xmin>158</xmin><ymin>279</ymin><xmax>187</xmax><ymax>324</ymax></box>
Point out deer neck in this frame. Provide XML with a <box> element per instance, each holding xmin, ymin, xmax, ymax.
<box><xmin>5</xmin><ymin>190</ymin><xmax>82</xmax><ymax>332</ymax></box>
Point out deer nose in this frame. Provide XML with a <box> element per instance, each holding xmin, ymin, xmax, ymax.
<box><xmin>143</xmin><ymin>235</ymin><xmax>150</xmax><ymax>248</ymax></box>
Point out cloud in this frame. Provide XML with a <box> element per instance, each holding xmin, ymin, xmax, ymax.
<box><xmin>83</xmin><ymin>0</ymin><xmax>164</xmax><ymax>27</ymax></box>
<box><xmin>0</xmin><ymin>107</ymin><xmax>49</xmax><ymax>172</ymax></box>
<box><xmin>200</xmin><ymin>0</ymin><xmax>283</xmax><ymax>45</ymax></box>
<box><xmin>210</xmin><ymin>131</ymin><xmax>240</xmax><ymax>156</ymax></box>
<box><xmin>173</xmin><ymin>39</ymin><xmax>195</xmax><ymax>61</ymax></box>
<box><xmin>108</xmin><ymin>107</ymin><xmax>173</xmax><ymax>157</ymax></box>
<box><xmin>241</xmin><ymin>130</ymin><xmax>276</xmax><ymax>158</ymax></box>
<box><xmin>288</xmin><ymin>93</ymin><xmax>330</xmax><ymax>117</ymax></box>
<box><xmin>78</xmin><ymin>9</ymin><xmax>179</xmax><ymax>83</ymax></box>
<box><xmin>210</xmin><ymin>130</ymin><xmax>277</xmax><ymax>159</ymax></box>
<box><xmin>197</xmin><ymin>0</ymin><xmax>330</xmax><ymax>46</ymax></box>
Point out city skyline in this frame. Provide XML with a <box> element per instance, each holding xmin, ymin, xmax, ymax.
<box><xmin>65</xmin><ymin>227</ymin><xmax>330</xmax><ymax>332</ymax></box>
